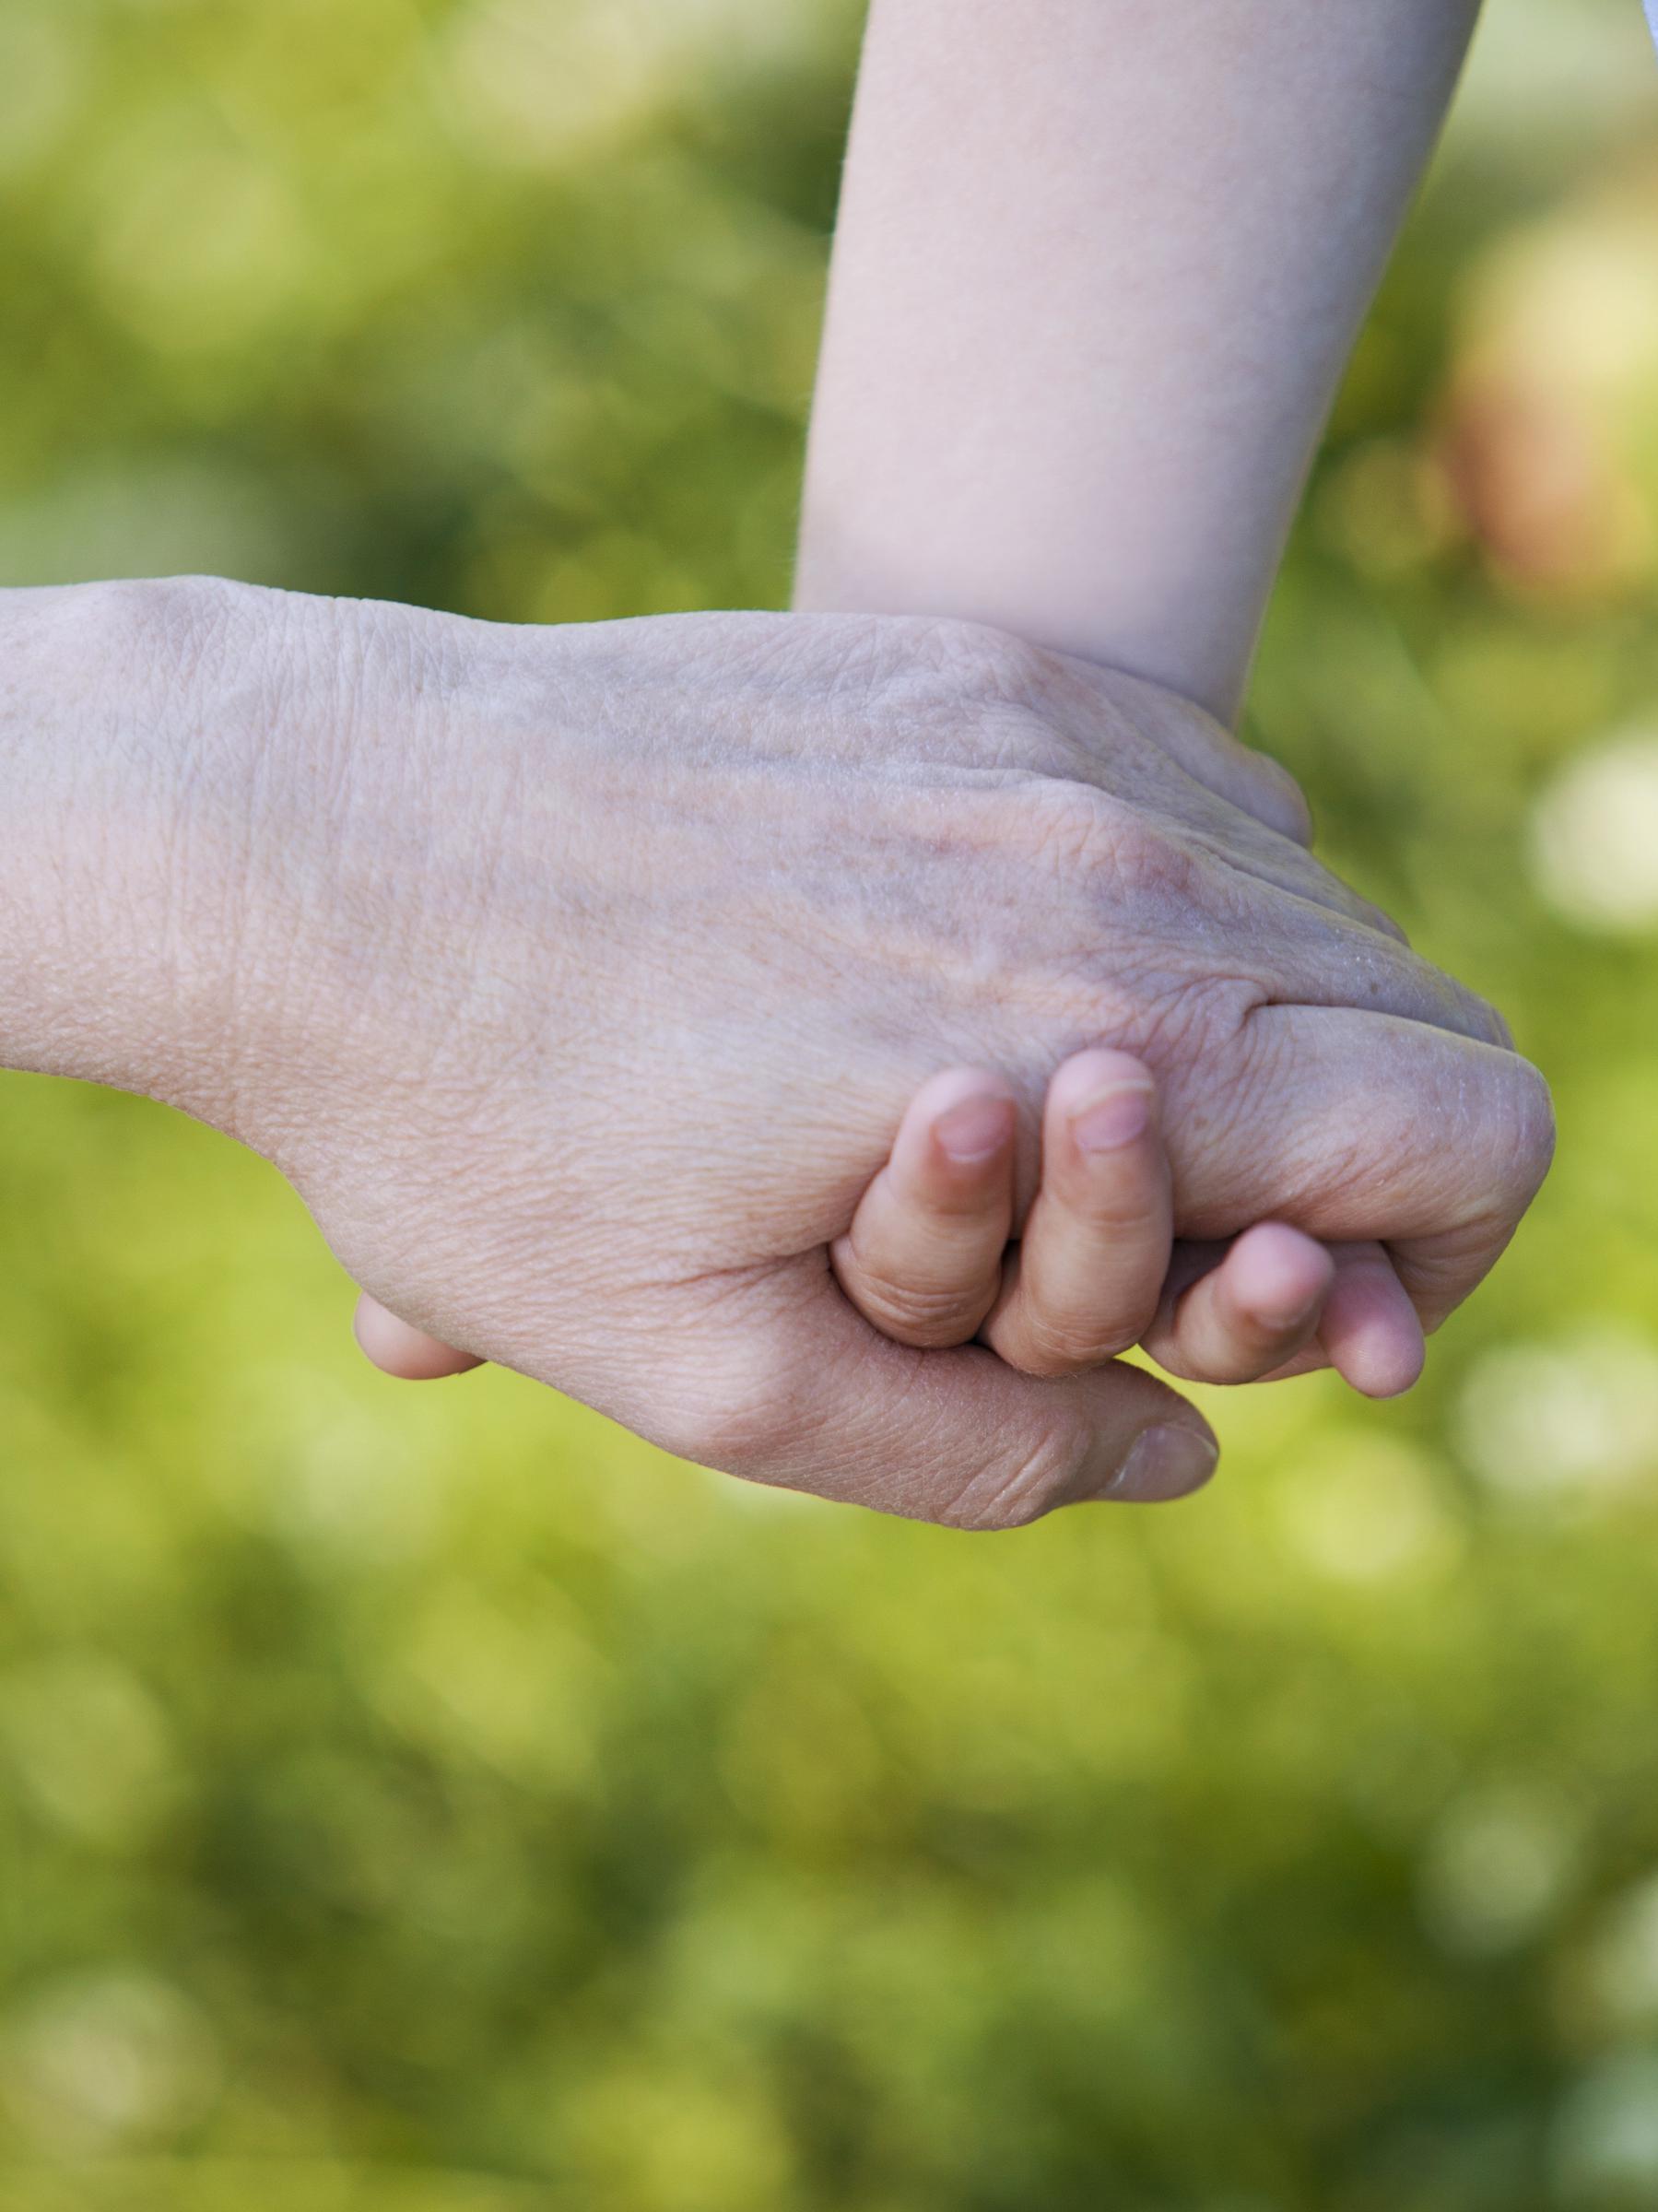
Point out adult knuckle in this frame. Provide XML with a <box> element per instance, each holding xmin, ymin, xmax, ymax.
<box><xmin>1287</xmin><ymin>856</ymin><xmax>1408</xmax><ymax>945</ymax></box>
<box><xmin>1008</xmin><ymin>779</ymin><xmax>1191</xmax><ymax>898</ymax></box>
<box><xmin>1494</xmin><ymin>1055</ymin><xmax>1557</xmax><ymax>1208</ymax></box>
<box><xmin>1155</xmin><ymin>974</ymin><xmax>1254</xmax><ymax>1056</ymax></box>
<box><xmin>1273</xmin><ymin>842</ymin><xmax>1407</xmax><ymax>944</ymax></box>
<box><xmin>1009</xmin><ymin>781</ymin><xmax>1112</xmax><ymax>869</ymax></box>
<box><xmin>1402</xmin><ymin>955</ymin><xmax>1513</xmax><ymax>1050</ymax></box>
<box><xmin>1091</xmin><ymin>801</ymin><xmax>1195</xmax><ymax>900</ymax></box>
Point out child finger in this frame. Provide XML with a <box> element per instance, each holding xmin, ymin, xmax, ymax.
<box><xmin>1155</xmin><ymin>1221</ymin><xmax>1335</xmax><ymax>1384</ymax></box>
<box><xmin>983</xmin><ymin>1049</ymin><xmax>1170</xmax><ymax>1378</ymax></box>
<box><xmin>354</xmin><ymin>1292</ymin><xmax>486</xmax><ymax>1381</ymax></box>
<box><xmin>1317</xmin><ymin>1241</ymin><xmax>1427</xmax><ymax>1397</ymax></box>
<box><xmin>831</xmin><ymin>1068</ymin><xmax>1017</xmax><ymax>1347</ymax></box>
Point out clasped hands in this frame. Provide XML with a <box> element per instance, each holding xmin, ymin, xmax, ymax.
<box><xmin>313</xmin><ymin>593</ymin><xmax>1549</xmax><ymax>1523</ymax></box>
<box><xmin>9</xmin><ymin>581</ymin><xmax>1552</xmax><ymax>1527</ymax></box>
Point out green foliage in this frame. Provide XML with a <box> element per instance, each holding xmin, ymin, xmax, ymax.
<box><xmin>3</xmin><ymin>2</ymin><xmax>1658</xmax><ymax>2206</ymax></box>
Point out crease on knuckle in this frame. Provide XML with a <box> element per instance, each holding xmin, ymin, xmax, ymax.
<box><xmin>839</xmin><ymin>1259</ymin><xmax>991</xmax><ymax>1349</ymax></box>
<box><xmin>844</xmin><ymin>1230</ymin><xmax>999</xmax><ymax>1345</ymax></box>
<box><xmin>1000</xmin><ymin>1311</ymin><xmax>1138</xmax><ymax>1380</ymax></box>
<box><xmin>1112</xmin><ymin>980</ymin><xmax>1252</xmax><ymax>1092</ymax></box>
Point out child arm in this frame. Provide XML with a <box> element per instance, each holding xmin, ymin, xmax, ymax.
<box><xmin>796</xmin><ymin>0</ymin><xmax>1480</xmax><ymax>724</ymax></box>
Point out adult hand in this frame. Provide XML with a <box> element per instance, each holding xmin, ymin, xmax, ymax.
<box><xmin>0</xmin><ymin>582</ymin><xmax>1552</xmax><ymax>1524</ymax></box>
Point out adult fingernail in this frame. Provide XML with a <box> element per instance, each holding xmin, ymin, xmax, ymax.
<box><xmin>935</xmin><ymin>1094</ymin><xmax>1015</xmax><ymax>1164</ymax></box>
<box><xmin>1109</xmin><ymin>1424</ymin><xmax>1218</xmax><ymax>1503</ymax></box>
<box><xmin>1072</xmin><ymin>1084</ymin><xmax>1153</xmax><ymax>1154</ymax></box>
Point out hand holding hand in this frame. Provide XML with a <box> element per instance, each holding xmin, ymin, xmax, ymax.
<box><xmin>367</xmin><ymin>1050</ymin><xmax>1423</xmax><ymax>1398</ymax></box>
<box><xmin>827</xmin><ymin>1053</ymin><xmax>1425</xmax><ymax>1395</ymax></box>
<box><xmin>2</xmin><ymin>582</ymin><xmax>1552</xmax><ymax>1524</ymax></box>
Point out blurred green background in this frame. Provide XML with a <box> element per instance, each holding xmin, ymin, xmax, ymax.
<box><xmin>2</xmin><ymin>1</ymin><xmax>1658</xmax><ymax>2206</ymax></box>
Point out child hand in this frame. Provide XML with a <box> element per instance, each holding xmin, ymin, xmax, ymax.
<box><xmin>354</xmin><ymin>1047</ymin><xmax>1426</xmax><ymax>1401</ymax></box>
<box><xmin>830</xmin><ymin>1052</ymin><xmax>1426</xmax><ymax>1396</ymax></box>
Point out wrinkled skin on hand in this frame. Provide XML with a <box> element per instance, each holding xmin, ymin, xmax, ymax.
<box><xmin>4</xmin><ymin>582</ymin><xmax>1553</xmax><ymax>1525</ymax></box>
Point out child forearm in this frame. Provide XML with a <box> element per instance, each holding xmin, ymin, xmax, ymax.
<box><xmin>796</xmin><ymin>0</ymin><xmax>1482</xmax><ymax>726</ymax></box>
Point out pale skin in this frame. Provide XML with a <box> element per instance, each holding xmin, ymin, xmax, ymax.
<box><xmin>367</xmin><ymin>0</ymin><xmax>1495</xmax><ymax>1416</ymax></box>
<box><xmin>0</xmin><ymin>584</ymin><xmax>1549</xmax><ymax>1524</ymax></box>
<box><xmin>361</xmin><ymin>1051</ymin><xmax>1370</xmax><ymax>1394</ymax></box>
<box><xmin>800</xmin><ymin>0</ymin><xmax>1485</xmax><ymax>1389</ymax></box>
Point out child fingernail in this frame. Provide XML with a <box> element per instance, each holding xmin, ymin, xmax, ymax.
<box><xmin>1072</xmin><ymin>1085</ymin><xmax>1153</xmax><ymax>1154</ymax></box>
<box><xmin>934</xmin><ymin>1094</ymin><xmax>1014</xmax><ymax>1165</ymax></box>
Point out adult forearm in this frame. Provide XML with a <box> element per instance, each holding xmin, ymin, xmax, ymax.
<box><xmin>796</xmin><ymin>0</ymin><xmax>1481</xmax><ymax>724</ymax></box>
<box><xmin>0</xmin><ymin>580</ymin><xmax>302</xmax><ymax>1125</ymax></box>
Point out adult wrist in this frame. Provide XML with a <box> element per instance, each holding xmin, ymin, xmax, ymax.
<box><xmin>0</xmin><ymin>577</ymin><xmax>271</xmax><ymax>1128</ymax></box>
